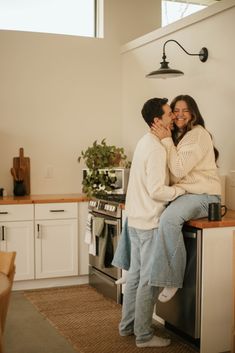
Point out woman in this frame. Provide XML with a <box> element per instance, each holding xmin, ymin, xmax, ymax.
<box><xmin>149</xmin><ymin>94</ymin><xmax>221</xmax><ymax>302</ymax></box>
<box><xmin>113</xmin><ymin>95</ymin><xmax>221</xmax><ymax>302</ymax></box>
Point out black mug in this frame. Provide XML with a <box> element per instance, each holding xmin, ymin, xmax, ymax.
<box><xmin>208</xmin><ymin>202</ymin><xmax>227</xmax><ymax>221</ymax></box>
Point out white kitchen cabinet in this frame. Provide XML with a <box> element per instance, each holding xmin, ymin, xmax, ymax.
<box><xmin>0</xmin><ymin>204</ymin><xmax>34</xmax><ymax>280</ymax></box>
<box><xmin>35</xmin><ymin>203</ymin><xmax>78</xmax><ymax>279</ymax></box>
<box><xmin>199</xmin><ymin>226</ymin><xmax>234</xmax><ymax>353</ymax></box>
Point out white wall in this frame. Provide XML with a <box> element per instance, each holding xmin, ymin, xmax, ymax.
<box><xmin>120</xmin><ymin>2</ymin><xmax>235</xmax><ymax>206</ymax></box>
<box><xmin>105</xmin><ymin>0</ymin><xmax>161</xmax><ymax>44</ymax></box>
<box><xmin>0</xmin><ymin>0</ymin><xmax>161</xmax><ymax>195</ymax></box>
<box><xmin>0</xmin><ymin>30</ymin><xmax>122</xmax><ymax>195</ymax></box>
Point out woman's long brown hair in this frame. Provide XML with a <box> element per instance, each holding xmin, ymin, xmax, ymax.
<box><xmin>170</xmin><ymin>95</ymin><xmax>219</xmax><ymax>162</ymax></box>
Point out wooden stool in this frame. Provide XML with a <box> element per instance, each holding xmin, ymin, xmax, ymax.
<box><xmin>233</xmin><ymin>233</ymin><xmax>235</xmax><ymax>353</ymax></box>
<box><xmin>0</xmin><ymin>273</ymin><xmax>11</xmax><ymax>353</ymax></box>
<box><xmin>0</xmin><ymin>251</ymin><xmax>16</xmax><ymax>353</ymax></box>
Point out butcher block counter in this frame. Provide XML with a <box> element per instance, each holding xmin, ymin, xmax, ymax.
<box><xmin>187</xmin><ymin>209</ymin><xmax>235</xmax><ymax>228</ymax></box>
<box><xmin>0</xmin><ymin>193</ymin><xmax>89</xmax><ymax>205</ymax></box>
<box><xmin>4</xmin><ymin>194</ymin><xmax>233</xmax><ymax>228</ymax></box>
<box><xmin>120</xmin><ymin>202</ymin><xmax>235</xmax><ymax>228</ymax></box>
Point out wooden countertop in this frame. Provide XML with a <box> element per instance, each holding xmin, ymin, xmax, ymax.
<box><xmin>121</xmin><ymin>203</ymin><xmax>235</xmax><ymax>229</ymax></box>
<box><xmin>1</xmin><ymin>195</ymin><xmax>235</xmax><ymax>229</ymax></box>
<box><xmin>187</xmin><ymin>209</ymin><xmax>235</xmax><ymax>228</ymax></box>
<box><xmin>0</xmin><ymin>193</ymin><xmax>90</xmax><ymax>205</ymax></box>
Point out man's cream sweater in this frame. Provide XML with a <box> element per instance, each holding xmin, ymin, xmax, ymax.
<box><xmin>161</xmin><ymin>125</ymin><xmax>221</xmax><ymax>195</ymax></box>
<box><xmin>125</xmin><ymin>133</ymin><xmax>185</xmax><ymax>230</ymax></box>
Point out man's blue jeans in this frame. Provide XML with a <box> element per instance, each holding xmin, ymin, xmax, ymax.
<box><xmin>119</xmin><ymin>226</ymin><xmax>158</xmax><ymax>344</ymax></box>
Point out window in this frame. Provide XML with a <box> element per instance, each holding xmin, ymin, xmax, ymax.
<box><xmin>162</xmin><ymin>1</ymin><xmax>210</xmax><ymax>27</ymax></box>
<box><xmin>0</xmin><ymin>0</ymin><xmax>101</xmax><ymax>37</ymax></box>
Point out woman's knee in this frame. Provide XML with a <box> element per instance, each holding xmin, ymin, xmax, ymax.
<box><xmin>159</xmin><ymin>206</ymin><xmax>183</xmax><ymax>228</ymax></box>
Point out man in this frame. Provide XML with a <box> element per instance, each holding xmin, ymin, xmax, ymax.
<box><xmin>119</xmin><ymin>97</ymin><xmax>185</xmax><ymax>348</ymax></box>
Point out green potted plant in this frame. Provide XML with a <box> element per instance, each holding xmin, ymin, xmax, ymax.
<box><xmin>78</xmin><ymin>139</ymin><xmax>131</xmax><ymax>196</ymax></box>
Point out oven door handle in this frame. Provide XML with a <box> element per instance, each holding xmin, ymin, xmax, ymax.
<box><xmin>104</xmin><ymin>219</ymin><xmax>118</xmax><ymax>226</ymax></box>
<box><xmin>104</xmin><ymin>219</ymin><xmax>121</xmax><ymax>237</ymax></box>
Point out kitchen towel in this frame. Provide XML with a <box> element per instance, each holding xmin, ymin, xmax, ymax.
<box><xmin>92</xmin><ymin>216</ymin><xmax>104</xmax><ymax>261</ymax></box>
<box><xmin>91</xmin><ymin>216</ymin><xmax>105</xmax><ymax>257</ymax></box>
<box><xmin>84</xmin><ymin>213</ymin><xmax>96</xmax><ymax>255</ymax></box>
<box><xmin>98</xmin><ymin>222</ymin><xmax>115</xmax><ymax>269</ymax></box>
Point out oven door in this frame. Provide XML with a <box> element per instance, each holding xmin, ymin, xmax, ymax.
<box><xmin>89</xmin><ymin>213</ymin><xmax>121</xmax><ymax>280</ymax></box>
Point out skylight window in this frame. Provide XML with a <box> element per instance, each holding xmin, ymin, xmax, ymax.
<box><xmin>162</xmin><ymin>1</ymin><xmax>207</xmax><ymax>27</ymax></box>
<box><xmin>0</xmin><ymin>0</ymin><xmax>100</xmax><ymax>37</ymax></box>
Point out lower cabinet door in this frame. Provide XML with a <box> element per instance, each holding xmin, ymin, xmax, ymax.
<box><xmin>35</xmin><ymin>219</ymin><xmax>78</xmax><ymax>279</ymax></box>
<box><xmin>0</xmin><ymin>221</ymin><xmax>34</xmax><ymax>281</ymax></box>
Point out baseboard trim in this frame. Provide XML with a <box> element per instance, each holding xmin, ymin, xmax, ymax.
<box><xmin>12</xmin><ymin>275</ymin><xmax>89</xmax><ymax>291</ymax></box>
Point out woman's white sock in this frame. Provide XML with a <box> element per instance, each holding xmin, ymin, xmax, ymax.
<box><xmin>115</xmin><ymin>272</ymin><xmax>127</xmax><ymax>285</ymax></box>
<box><xmin>158</xmin><ymin>287</ymin><xmax>178</xmax><ymax>303</ymax></box>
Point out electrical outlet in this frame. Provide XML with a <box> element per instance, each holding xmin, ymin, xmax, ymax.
<box><xmin>45</xmin><ymin>165</ymin><xmax>54</xmax><ymax>179</ymax></box>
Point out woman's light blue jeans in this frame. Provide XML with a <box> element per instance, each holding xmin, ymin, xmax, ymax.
<box><xmin>149</xmin><ymin>193</ymin><xmax>220</xmax><ymax>288</ymax></box>
<box><xmin>119</xmin><ymin>227</ymin><xmax>158</xmax><ymax>344</ymax></box>
<box><xmin>112</xmin><ymin>217</ymin><xmax>130</xmax><ymax>270</ymax></box>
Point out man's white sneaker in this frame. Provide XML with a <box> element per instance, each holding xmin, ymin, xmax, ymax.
<box><xmin>136</xmin><ymin>336</ymin><xmax>171</xmax><ymax>348</ymax></box>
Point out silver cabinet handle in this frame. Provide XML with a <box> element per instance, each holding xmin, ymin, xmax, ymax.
<box><xmin>37</xmin><ymin>224</ymin><xmax>40</xmax><ymax>238</ymax></box>
<box><xmin>1</xmin><ymin>226</ymin><xmax>5</xmax><ymax>241</ymax></box>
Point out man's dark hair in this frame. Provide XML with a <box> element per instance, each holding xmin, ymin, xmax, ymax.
<box><xmin>141</xmin><ymin>97</ymin><xmax>168</xmax><ymax>127</ymax></box>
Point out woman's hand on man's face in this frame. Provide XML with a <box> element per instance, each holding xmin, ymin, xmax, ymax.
<box><xmin>151</xmin><ymin>120</ymin><xmax>172</xmax><ymax>140</ymax></box>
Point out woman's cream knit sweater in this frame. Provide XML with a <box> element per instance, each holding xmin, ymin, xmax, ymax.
<box><xmin>161</xmin><ymin>125</ymin><xmax>221</xmax><ymax>195</ymax></box>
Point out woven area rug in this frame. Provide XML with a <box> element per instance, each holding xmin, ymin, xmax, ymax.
<box><xmin>24</xmin><ymin>285</ymin><xmax>198</xmax><ymax>353</ymax></box>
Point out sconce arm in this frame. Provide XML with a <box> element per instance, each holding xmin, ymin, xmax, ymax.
<box><xmin>162</xmin><ymin>39</ymin><xmax>208</xmax><ymax>62</ymax></box>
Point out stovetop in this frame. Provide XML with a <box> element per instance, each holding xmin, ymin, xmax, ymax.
<box><xmin>97</xmin><ymin>194</ymin><xmax>126</xmax><ymax>203</ymax></box>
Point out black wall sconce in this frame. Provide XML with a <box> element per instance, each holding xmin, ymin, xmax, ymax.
<box><xmin>146</xmin><ymin>39</ymin><xmax>208</xmax><ymax>79</ymax></box>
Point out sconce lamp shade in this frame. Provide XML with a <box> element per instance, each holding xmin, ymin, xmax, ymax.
<box><xmin>146</xmin><ymin>60</ymin><xmax>184</xmax><ymax>79</ymax></box>
<box><xmin>146</xmin><ymin>40</ymin><xmax>208</xmax><ymax>79</ymax></box>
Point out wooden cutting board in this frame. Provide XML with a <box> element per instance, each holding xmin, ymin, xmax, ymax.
<box><xmin>13</xmin><ymin>148</ymin><xmax>30</xmax><ymax>195</ymax></box>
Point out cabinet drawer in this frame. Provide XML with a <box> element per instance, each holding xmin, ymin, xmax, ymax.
<box><xmin>35</xmin><ymin>203</ymin><xmax>78</xmax><ymax>220</ymax></box>
<box><xmin>0</xmin><ymin>204</ymin><xmax>34</xmax><ymax>221</ymax></box>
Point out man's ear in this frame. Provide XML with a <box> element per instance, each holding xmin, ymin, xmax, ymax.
<box><xmin>153</xmin><ymin>117</ymin><xmax>160</xmax><ymax>124</ymax></box>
